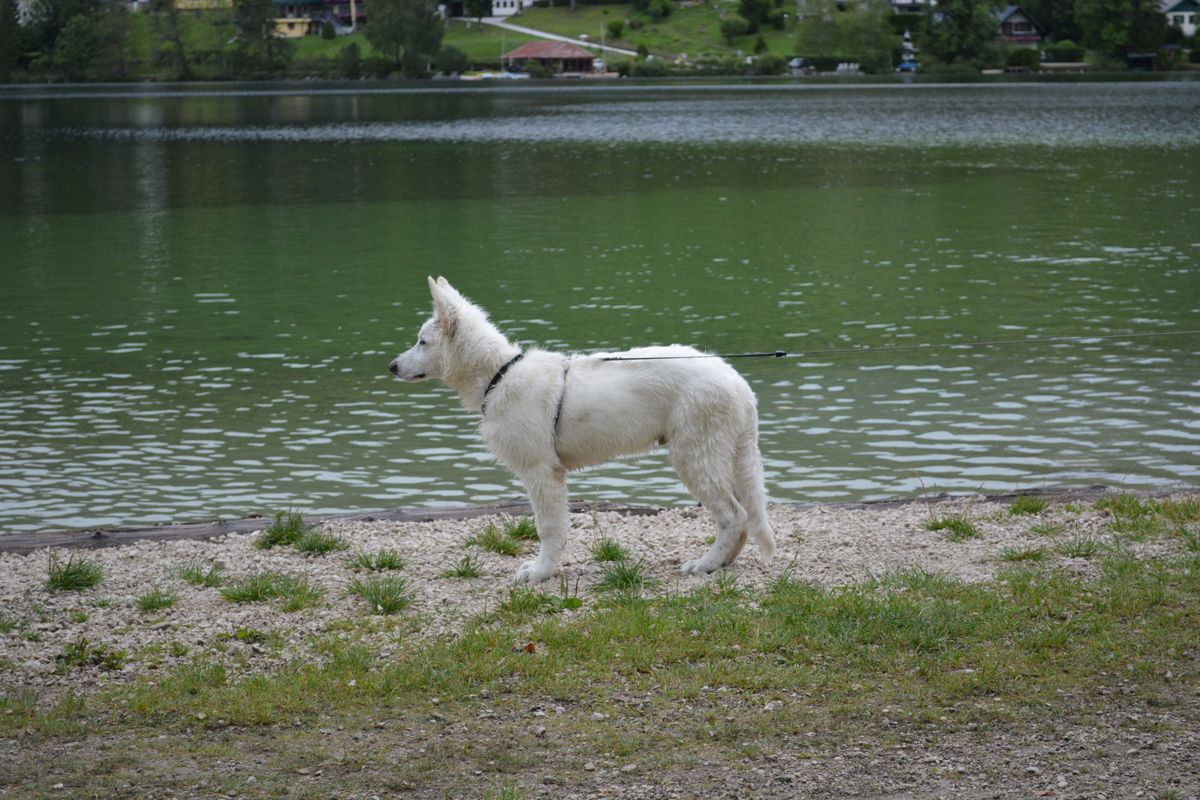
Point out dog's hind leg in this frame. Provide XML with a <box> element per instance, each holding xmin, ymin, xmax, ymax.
<box><xmin>513</xmin><ymin>465</ymin><xmax>569</xmax><ymax>585</ymax></box>
<box><xmin>671</xmin><ymin>445</ymin><xmax>749</xmax><ymax>576</ymax></box>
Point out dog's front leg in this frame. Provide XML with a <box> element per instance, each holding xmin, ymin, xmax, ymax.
<box><xmin>513</xmin><ymin>466</ymin><xmax>568</xmax><ymax>585</ymax></box>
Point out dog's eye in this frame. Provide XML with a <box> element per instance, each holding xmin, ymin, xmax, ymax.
<box><xmin>418</xmin><ymin>339</ymin><xmax>427</xmax><ymax>346</ymax></box>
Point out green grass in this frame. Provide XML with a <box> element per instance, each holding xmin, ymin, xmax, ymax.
<box><xmin>346</xmin><ymin>549</ymin><xmax>407</xmax><ymax>572</ymax></box>
<box><xmin>925</xmin><ymin>517</ymin><xmax>981</xmax><ymax>542</ymax></box>
<box><xmin>593</xmin><ymin>558</ymin><xmax>654</xmax><ymax>594</ymax></box>
<box><xmin>999</xmin><ymin>546</ymin><xmax>1047</xmax><ymax>563</ymax></box>
<box><xmin>1008</xmin><ymin>495</ymin><xmax>1050</xmax><ymax>516</ymax></box>
<box><xmin>504</xmin><ymin>517</ymin><xmax>539</xmax><ymax>542</ymax></box>
<box><xmin>443</xmin><ymin>554</ymin><xmax>484</xmax><ymax>579</ymax></box>
<box><xmin>347</xmin><ymin>575</ymin><xmax>414</xmax><ymax>615</ymax></box>
<box><xmin>256</xmin><ymin>510</ymin><xmax>310</xmax><ymax>550</ymax></box>
<box><xmin>590</xmin><ymin>537</ymin><xmax>631</xmax><ymax>563</ymax></box>
<box><xmin>55</xmin><ymin>637</ymin><xmax>127</xmax><ymax>672</ymax></box>
<box><xmin>1029</xmin><ymin>522</ymin><xmax>1065</xmax><ymax>538</ymax></box>
<box><xmin>294</xmin><ymin>530</ymin><xmax>350</xmax><ymax>556</ymax></box>
<box><xmin>136</xmin><ymin>589</ymin><xmax>179</xmax><ymax>614</ymax></box>
<box><xmin>45</xmin><ymin>552</ymin><xmax>104</xmax><ymax>592</ymax></box>
<box><xmin>219</xmin><ymin>572</ymin><xmax>323</xmax><ymax>611</ymax></box>
<box><xmin>179</xmin><ymin>561</ymin><xmax>224</xmax><ymax>588</ymax></box>
<box><xmin>468</xmin><ymin>523</ymin><xmax>527</xmax><ymax>557</ymax></box>
<box><xmin>1057</xmin><ymin>535</ymin><xmax>1100</xmax><ymax>559</ymax></box>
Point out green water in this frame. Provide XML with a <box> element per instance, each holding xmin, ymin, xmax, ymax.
<box><xmin>2</xmin><ymin>82</ymin><xmax>1198</xmax><ymax>531</ymax></box>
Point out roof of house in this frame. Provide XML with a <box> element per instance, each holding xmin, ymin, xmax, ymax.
<box><xmin>503</xmin><ymin>41</ymin><xmax>597</xmax><ymax>61</ymax></box>
<box><xmin>1162</xmin><ymin>0</ymin><xmax>1198</xmax><ymax>12</ymax></box>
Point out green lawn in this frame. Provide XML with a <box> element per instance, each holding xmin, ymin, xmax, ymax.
<box><xmin>292</xmin><ymin>25</ymin><xmax>541</xmax><ymax>67</ymax></box>
<box><xmin>512</xmin><ymin>2</ymin><xmax>799</xmax><ymax>59</ymax></box>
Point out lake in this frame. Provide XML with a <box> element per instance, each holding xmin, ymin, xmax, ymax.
<box><xmin>2</xmin><ymin>80</ymin><xmax>1198</xmax><ymax>533</ymax></box>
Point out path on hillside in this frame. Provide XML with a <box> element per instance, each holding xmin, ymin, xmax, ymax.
<box><xmin>461</xmin><ymin>16</ymin><xmax>640</xmax><ymax>58</ymax></box>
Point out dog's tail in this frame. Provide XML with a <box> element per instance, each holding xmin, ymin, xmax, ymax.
<box><xmin>736</xmin><ymin>422</ymin><xmax>776</xmax><ymax>564</ymax></box>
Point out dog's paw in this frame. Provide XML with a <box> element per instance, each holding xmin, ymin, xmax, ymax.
<box><xmin>513</xmin><ymin>559</ymin><xmax>555</xmax><ymax>585</ymax></box>
<box><xmin>679</xmin><ymin>557</ymin><xmax>720</xmax><ymax>576</ymax></box>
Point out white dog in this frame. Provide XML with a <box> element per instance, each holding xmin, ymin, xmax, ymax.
<box><xmin>389</xmin><ymin>277</ymin><xmax>776</xmax><ymax>584</ymax></box>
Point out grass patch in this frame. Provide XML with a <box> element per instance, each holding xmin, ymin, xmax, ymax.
<box><xmin>136</xmin><ymin>589</ymin><xmax>179</xmax><ymax>614</ymax></box>
<box><xmin>443</xmin><ymin>554</ymin><xmax>484</xmax><ymax>578</ymax></box>
<box><xmin>220</xmin><ymin>573</ymin><xmax>284</xmax><ymax>603</ymax></box>
<box><xmin>1029</xmin><ymin>522</ymin><xmax>1064</xmax><ymax>538</ymax></box>
<box><xmin>1008</xmin><ymin>495</ymin><xmax>1050</xmax><ymax>516</ymax></box>
<box><xmin>218</xmin><ymin>573</ymin><xmax>323</xmax><ymax>611</ymax></box>
<box><xmin>1057</xmin><ymin>535</ymin><xmax>1100</xmax><ymax>558</ymax></box>
<box><xmin>179</xmin><ymin>561</ymin><xmax>224</xmax><ymax>588</ymax></box>
<box><xmin>347</xmin><ymin>575</ymin><xmax>414</xmax><ymax>615</ymax></box>
<box><xmin>45</xmin><ymin>552</ymin><xmax>104</xmax><ymax>592</ymax></box>
<box><xmin>590</xmin><ymin>537</ymin><xmax>631</xmax><ymax>563</ymax></box>
<box><xmin>925</xmin><ymin>517</ymin><xmax>981</xmax><ymax>542</ymax></box>
<box><xmin>999</xmin><ymin>546</ymin><xmax>1047</xmax><ymax>563</ymax></box>
<box><xmin>468</xmin><ymin>523</ymin><xmax>527</xmax><ymax>557</ymax></box>
<box><xmin>504</xmin><ymin>517</ymin><xmax>539</xmax><ymax>542</ymax></box>
<box><xmin>294</xmin><ymin>529</ymin><xmax>350</xmax><ymax>556</ymax></box>
<box><xmin>256</xmin><ymin>510</ymin><xmax>310</xmax><ymax>550</ymax></box>
<box><xmin>593</xmin><ymin>558</ymin><xmax>654</xmax><ymax>594</ymax></box>
<box><xmin>347</xmin><ymin>548</ymin><xmax>407</xmax><ymax>571</ymax></box>
<box><xmin>56</xmin><ymin>637</ymin><xmax>127</xmax><ymax>672</ymax></box>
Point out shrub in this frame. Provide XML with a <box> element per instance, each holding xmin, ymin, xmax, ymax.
<box><xmin>1009</xmin><ymin>495</ymin><xmax>1050</xmax><ymax>516</ymax></box>
<box><xmin>646</xmin><ymin>0</ymin><xmax>673</xmax><ymax>21</ymax></box>
<box><xmin>1007</xmin><ymin>47</ymin><xmax>1041</xmax><ymax>70</ymax></box>
<box><xmin>720</xmin><ymin>16</ymin><xmax>750</xmax><ymax>44</ymax></box>
<box><xmin>524</xmin><ymin>58</ymin><xmax>555</xmax><ymax>78</ymax></box>
<box><xmin>321</xmin><ymin>20</ymin><xmax>336</xmax><ymax>39</ymax></box>
<box><xmin>925</xmin><ymin>517</ymin><xmax>980</xmax><ymax>542</ymax></box>
<box><xmin>752</xmin><ymin>53</ymin><xmax>786</xmax><ymax>74</ymax></box>
<box><xmin>753</xmin><ymin>33</ymin><xmax>768</xmax><ymax>54</ymax></box>
<box><xmin>607</xmin><ymin>19</ymin><xmax>624</xmax><ymax>39</ymax></box>
<box><xmin>340</xmin><ymin>42</ymin><xmax>362</xmax><ymax>79</ymax></box>
<box><xmin>434</xmin><ymin>44</ymin><xmax>469</xmax><ymax>75</ymax></box>
<box><xmin>630</xmin><ymin>57</ymin><xmax>671</xmax><ymax>76</ymax></box>
<box><xmin>1043</xmin><ymin>39</ymin><xmax>1084</xmax><ymax>62</ymax></box>
<box><xmin>46</xmin><ymin>552</ymin><xmax>104</xmax><ymax>592</ymax></box>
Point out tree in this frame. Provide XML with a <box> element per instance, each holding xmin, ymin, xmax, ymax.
<box><xmin>433</xmin><ymin>43</ymin><xmax>468</xmax><ymax>74</ymax></box>
<box><xmin>96</xmin><ymin>0</ymin><xmax>133</xmax><ymax>79</ymax></box>
<box><xmin>1022</xmin><ymin>0</ymin><xmax>1078</xmax><ymax>43</ymax></box>
<box><xmin>0</xmin><ymin>0</ymin><xmax>21</xmax><ymax>78</ymax></box>
<box><xmin>720</xmin><ymin>15</ymin><xmax>750</xmax><ymax>44</ymax></box>
<box><xmin>365</xmin><ymin>0</ymin><xmax>443</xmax><ymax>75</ymax></box>
<box><xmin>738</xmin><ymin>0</ymin><xmax>773</xmax><ymax>32</ymax></box>
<box><xmin>51</xmin><ymin>13</ymin><xmax>98</xmax><ymax>78</ymax></box>
<box><xmin>27</xmin><ymin>0</ymin><xmax>98</xmax><ymax>56</ymax></box>
<box><xmin>1075</xmin><ymin>0</ymin><xmax>1166</xmax><ymax>53</ymax></box>
<box><xmin>924</xmin><ymin>0</ymin><xmax>998</xmax><ymax>63</ymax></box>
<box><xmin>795</xmin><ymin>0</ymin><xmax>895</xmax><ymax>70</ymax></box>
<box><xmin>465</xmin><ymin>0</ymin><xmax>490</xmax><ymax>25</ymax></box>
<box><xmin>150</xmin><ymin>0</ymin><xmax>194</xmax><ymax>79</ymax></box>
<box><xmin>233</xmin><ymin>0</ymin><xmax>295</xmax><ymax>76</ymax></box>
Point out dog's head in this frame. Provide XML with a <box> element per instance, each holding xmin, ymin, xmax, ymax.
<box><xmin>388</xmin><ymin>276</ymin><xmax>462</xmax><ymax>382</ymax></box>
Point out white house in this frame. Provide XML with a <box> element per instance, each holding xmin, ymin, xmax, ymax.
<box><xmin>1163</xmin><ymin>0</ymin><xmax>1198</xmax><ymax>36</ymax></box>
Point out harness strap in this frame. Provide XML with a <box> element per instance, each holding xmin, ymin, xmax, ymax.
<box><xmin>480</xmin><ymin>352</ymin><xmax>524</xmax><ymax>415</ymax></box>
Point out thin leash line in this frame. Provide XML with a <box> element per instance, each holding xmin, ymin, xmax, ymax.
<box><xmin>597</xmin><ymin>329</ymin><xmax>1200</xmax><ymax>362</ymax></box>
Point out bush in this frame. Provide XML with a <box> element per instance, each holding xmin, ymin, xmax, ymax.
<box><xmin>1007</xmin><ymin>47</ymin><xmax>1040</xmax><ymax>70</ymax></box>
<box><xmin>1191</xmin><ymin>47</ymin><xmax>1200</xmax><ymax>64</ymax></box>
<box><xmin>753</xmin><ymin>33</ymin><xmax>767</xmax><ymax>53</ymax></box>
<box><xmin>630</xmin><ymin>57</ymin><xmax>671</xmax><ymax>76</ymax></box>
<box><xmin>751</xmin><ymin>53</ymin><xmax>786</xmax><ymax>74</ymax></box>
<box><xmin>321</xmin><ymin>19</ymin><xmax>336</xmax><ymax>39</ymax></box>
<box><xmin>524</xmin><ymin>58</ymin><xmax>554</xmax><ymax>78</ymax></box>
<box><xmin>646</xmin><ymin>0</ymin><xmax>672</xmax><ymax>21</ymax></box>
<box><xmin>720</xmin><ymin>16</ymin><xmax>750</xmax><ymax>44</ymax></box>
<box><xmin>340</xmin><ymin>41</ymin><xmax>362</xmax><ymax>78</ymax></box>
<box><xmin>1043</xmin><ymin>39</ymin><xmax>1084</xmax><ymax>61</ymax></box>
<box><xmin>434</xmin><ymin>44</ymin><xmax>469</xmax><ymax>74</ymax></box>
<box><xmin>607</xmin><ymin>19</ymin><xmax>624</xmax><ymax>39</ymax></box>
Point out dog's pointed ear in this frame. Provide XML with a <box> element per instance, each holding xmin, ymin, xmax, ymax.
<box><xmin>427</xmin><ymin>275</ymin><xmax>458</xmax><ymax>338</ymax></box>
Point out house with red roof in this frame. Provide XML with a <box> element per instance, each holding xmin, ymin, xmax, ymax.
<box><xmin>503</xmin><ymin>41</ymin><xmax>597</xmax><ymax>74</ymax></box>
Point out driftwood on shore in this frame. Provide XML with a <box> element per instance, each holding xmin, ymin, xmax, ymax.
<box><xmin>0</xmin><ymin>484</ymin><xmax>1152</xmax><ymax>555</ymax></box>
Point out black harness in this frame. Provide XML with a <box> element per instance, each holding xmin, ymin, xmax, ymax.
<box><xmin>480</xmin><ymin>352</ymin><xmax>524</xmax><ymax>415</ymax></box>
<box><xmin>480</xmin><ymin>352</ymin><xmax>571</xmax><ymax>439</ymax></box>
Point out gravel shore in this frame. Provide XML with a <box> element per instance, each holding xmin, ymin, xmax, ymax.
<box><xmin>0</xmin><ymin>493</ymin><xmax>1190</xmax><ymax>700</ymax></box>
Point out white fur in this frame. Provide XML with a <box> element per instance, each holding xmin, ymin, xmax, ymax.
<box><xmin>390</xmin><ymin>276</ymin><xmax>776</xmax><ymax>584</ymax></box>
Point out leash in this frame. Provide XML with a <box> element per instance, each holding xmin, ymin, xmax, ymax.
<box><xmin>598</xmin><ymin>330</ymin><xmax>1200</xmax><ymax>362</ymax></box>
